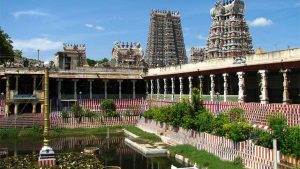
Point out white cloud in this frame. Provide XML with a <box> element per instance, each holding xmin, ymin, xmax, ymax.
<box><xmin>196</xmin><ymin>34</ymin><xmax>207</xmax><ymax>40</ymax></box>
<box><xmin>13</xmin><ymin>38</ymin><xmax>62</xmax><ymax>51</ymax></box>
<box><xmin>12</xmin><ymin>10</ymin><xmax>49</xmax><ymax>19</ymax></box>
<box><xmin>95</xmin><ymin>26</ymin><xmax>104</xmax><ymax>31</ymax></box>
<box><xmin>85</xmin><ymin>24</ymin><xmax>105</xmax><ymax>31</ymax></box>
<box><xmin>248</xmin><ymin>17</ymin><xmax>273</xmax><ymax>27</ymax></box>
<box><xmin>85</xmin><ymin>24</ymin><xmax>93</xmax><ymax>28</ymax></box>
<box><xmin>295</xmin><ymin>2</ymin><xmax>300</xmax><ymax>7</ymax></box>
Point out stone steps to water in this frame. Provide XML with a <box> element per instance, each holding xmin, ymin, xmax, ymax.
<box><xmin>0</xmin><ymin>114</ymin><xmax>43</xmax><ymax>128</ymax></box>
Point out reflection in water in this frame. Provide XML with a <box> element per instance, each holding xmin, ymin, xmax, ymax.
<box><xmin>0</xmin><ymin>134</ymin><xmax>184</xmax><ymax>169</ymax></box>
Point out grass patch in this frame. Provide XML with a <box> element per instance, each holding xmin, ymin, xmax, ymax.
<box><xmin>124</xmin><ymin>126</ymin><xmax>161</xmax><ymax>142</ymax></box>
<box><xmin>169</xmin><ymin>145</ymin><xmax>244</xmax><ymax>169</ymax></box>
<box><xmin>0</xmin><ymin>126</ymin><xmax>125</xmax><ymax>139</ymax></box>
<box><xmin>50</xmin><ymin>126</ymin><xmax>124</xmax><ymax>137</ymax></box>
<box><xmin>0</xmin><ymin>126</ymin><xmax>43</xmax><ymax>139</ymax></box>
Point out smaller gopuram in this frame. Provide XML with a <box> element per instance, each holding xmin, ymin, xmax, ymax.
<box><xmin>206</xmin><ymin>0</ymin><xmax>254</xmax><ymax>59</ymax></box>
<box><xmin>55</xmin><ymin>43</ymin><xmax>88</xmax><ymax>70</ymax></box>
<box><xmin>112</xmin><ymin>41</ymin><xmax>144</xmax><ymax>66</ymax></box>
<box><xmin>190</xmin><ymin>47</ymin><xmax>206</xmax><ymax>63</ymax></box>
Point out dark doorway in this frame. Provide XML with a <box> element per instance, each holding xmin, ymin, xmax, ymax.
<box><xmin>18</xmin><ymin>103</ymin><xmax>33</xmax><ymax>114</ymax></box>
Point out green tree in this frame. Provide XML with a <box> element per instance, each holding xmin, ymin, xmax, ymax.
<box><xmin>13</xmin><ymin>49</ymin><xmax>23</xmax><ymax>58</ymax></box>
<box><xmin>0</xmin><ymin>28</ymin><xmax>14</xmax><ymax>62</ymax></box>
<box><xmin>101</xmin><ymin>99</ymin><xmax>116</xmax><ymax>113</ymax></box>
<box><xmin>86</xmin><ymin>58</ymin><xmax>97</xmax><ymax>67</ymax></box>
<box><xmin>191</xmin><ymin>88</ymin><xmax>204</xmax><ymax>113</ymax></box>
<box><xmin>71</xmin><ymin>104</ymin><xmax>83</xmax><ymax>123</ymax></box>
<box><xmin>98</xmin><ymin>58</ymin><xmax>109</xmax><ymax>64</ymax></box>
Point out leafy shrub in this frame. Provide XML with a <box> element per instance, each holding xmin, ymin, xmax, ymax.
<box><xmin>84</xmin><ymin>109</ymin><xmax>96</xmax><ymax>118</ymax></box>
<box><xmin>280</xmin><ymin>126</ymin><xmax>300</xmax><ymax>157</ymax></box>
<box><xmin>101</xmin><ymin>99</ymin><xmax>116</xmax><ymax>113</ymax></box>
<box><xmin>62</xmin><ymin>108</ymin><xmax>69</xmax><ymax>119</ymax></box>
<box><xmin>195</xmin><ymin>111</ymin><xmax>214</xmax><ymax>133</ymax></box>
<box><xmin>169</xmin><ymin>102</ymin><xmax>193</xmax><ymax>127</ymax></box>
<box><xmin>181</xmin><ymin>114</ymin><xmax>196</xmax><ymax>130</ymax></box>
<box><xmin>212</xmin><ymin>113</ymin><xmax>230</xmax><ymax>136</ymax></box>
<box><xmin>224</xmin><ymin>122</ymin><xmax>252</xmax><ymax>142</ymax></box>
<box><xmin>227</xmin><ymin>107</ymin><xmax>244</xmax><ymax>122</ymax></box>
<box><xmin>72</xmin><ymin>104</ymin><xmax>83</xmax><ymax>118</ymax></box>
<box><xmin>143</xmin><ymin>109</ymin><xmax>154</xmax><ymax>119</ymax></box>
<box><xmin>32</xmin><ymin>124</ymin><xmax>43</xmax><ymax>134</ymax></box>
<box><xmin>103</xmin><ymin>111</ymin><xmax>119</xmax><ymax>117</ymax></box>
<box><xmin>252</xmin><ymin>129</ymin><xmax>272</xmax><ymax>148</ymax></box>
<box><xmin>0</xmin><ymin>128</ymin><xmax>17</xmax><ymax>139</ymax></box>
<box><xmin>268</xmin><ymin>113</ymin><xmax>287</xmax><ymax>139</ymax></box>
<box><xmin>233</xmin><ymin>156</ymin><xmax>243</xmax><ymax>165</ymax></box>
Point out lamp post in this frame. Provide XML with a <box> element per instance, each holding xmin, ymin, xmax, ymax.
<box><xmin>216</xmin><ymin>92</ymin><xmax>220</xmax><ymax>113</ymax></box>
<box><xmin>38</xmin><ymin>68</ymin><xmax>55</xmax><ymax>167</ymax></box>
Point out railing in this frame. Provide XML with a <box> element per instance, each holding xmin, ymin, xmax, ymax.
<box><xmin>60</xmin><ymin>94</ymin><xmax>146</xmax><ymax>100</ymax></box>
<box><xmin>51</xmin><ymin>116</ymin><xmax>139</xmax><ymax>128</ymax></box>
<box><xmin>137</xmin><ymin>118</ymin><xmax>280</xmax><ymax>169</ymax></box>
<box><xmin>147</xmin><ymin>94</ymin><xmax>238</xmax><ymax>102</ymax></box>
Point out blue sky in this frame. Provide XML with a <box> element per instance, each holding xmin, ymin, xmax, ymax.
<box><xmin>1</xmin><ymin>0</ymin><xmax>300</xmax><ymax>61</ymax></box>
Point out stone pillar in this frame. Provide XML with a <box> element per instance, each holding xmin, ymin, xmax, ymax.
<box><xmin>179</xmin><ymin>77</ymin><xmax>183</xmax><ymax>102</ymax></box>
<box><xmin>145</xmin><ymin>80</ymin><xmax>149</xmax><ymax>98</ymax></box>
<box><xmin>132</xmin><ymin>80</ymin><xmax>136</xmax><ymax>99</ymax></box>
<box><xmin>188</xmin><ymin>76</ymin><xmax>193</xmax><ymax>102</ymax></box>
<box><xmin>156</xmin><ymin>79</ymin><xmax>160</xmax><ymax>100</ymax></box>
<box><xmin>32</xmin><ymin>103</ymin><xmax>36</xmax><ymax>114</ymax></box>
<box><xmin>72</xmin><ymin>79</ymin><xmax>78</xmax><ymax>100</ymax></box>
<box><xmin>210</xmin><ymin>74</ymin><xmax>215</xmax><ymax>101</ymax></box>
<box><xmin>171</xmin><ymin>78</ymin><xmax>175</xmax><ymax>101</ymax></box>
<box><xmin>14</xmin><ymin>103</ymin><xmax>18</xmax><ymax>115</ymax></box>
<box><xmin>41</xmin><ymin>104</ymin><xmax>44</xmax><ymax>114</ymax></box>
<box><xmin>88</xmin><ymin>80</ymin><xmax>93</xmax><ymax>99</ymax></box>
<box><xmin>5</xmin><ymin>104</ymin><xmax>9</xmax><ymax>116</ymax></box>
<box><xmin>223</xmin><ymin>73</ymin><xmax>229</xmax><ymax>102</ymax></box>
<box><xmin>163</xmin><ymin>78</ymin><xmax>167</xmax><ymax>100</ymax></box>
<box><xmin>103</xmin><ymin>80</ymin><xmax>108</xmax><ymax>99</ymax></box>
<box><xmin>5</xmin><ymin>76</ymin><xmax>10</xmax><ymax>116</ymax></box>
<box><xmin>237</xmin><ymin>72</ymin><xmax>245</xmax><ymax>103</ymax></box>
<box><xmin>282</xmin><ymin>69</ymin><xmax>290</xmax><ymax>104</ymax></box>
<box><xmin>199</xmin><ymin>75</ymin><xmax>204</xmax><ymax>98</ymax></box>
<box><xmin>118</xmin><ymin>80</ymin><xmax>123</xmax><ymax>99</ymax></box>
<box><xmin>150</xmin><ymin>79</ymin><xmax>154</xmax><ymax>100</ymax></box>
<box><xmin>15</xmin><ymin>76</ymin><xmax>19</xmax><ymax>95</ymax></box>
<box><xmin>57</xmin><ymin>79</ymin><xmax>62</xmax><ymax>100</ymax></box>
<box><xmin>259</xmin><ymin>70</ymin><xmax>269</xmax><ymax>104</ymax></box>
<box><xmin>33</xmin><ymin>76</ymin><xmax>37</xmax><ymax>95</ymax></box>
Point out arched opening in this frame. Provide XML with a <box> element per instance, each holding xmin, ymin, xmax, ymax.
<box><xmin>36</xmin><ymin>103</ymin><xmax>41</xmax><ymax>113</ymax></box>
<box><xmin>9</xmin><ymin>103</ymin><xmax>14</xmax><ymax>115</ymax></box>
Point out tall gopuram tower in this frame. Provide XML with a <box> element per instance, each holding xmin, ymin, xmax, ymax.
<box><xmin>145</xmin><ymin>9</ymin><xmax>187</xmax><ymax>67</ymax></box>
<box><xmin>207</xmin><ymin>0</ymin><xmax>254</xmax><ymax>59</ymax></box>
